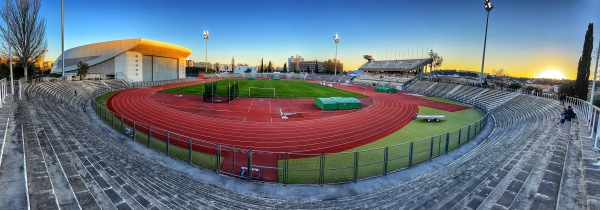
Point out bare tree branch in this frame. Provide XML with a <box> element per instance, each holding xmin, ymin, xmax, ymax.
<box><xmin>0</xmin><ymin>0</ymin><xmax>47</xmax><ymax>79</ymax></box>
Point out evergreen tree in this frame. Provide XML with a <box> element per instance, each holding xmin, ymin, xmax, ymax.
<box><xmin>314</xmin><ymin>60</ymin><xmax>318</xmax><ymax>73</ymax></box>
<box><xmin>260</xmin><ymin>58</ymin><xmax>264</xmax><ymax>73</ymax></box>
<box><xmin>268</xmin><ymin>61</ymin><xmax>273</xmax><ymax>73</ymax></box>
<box><xmin>306</xmin><ymin>65</ymin><xmax>310</xmax><ymax>73</ymax></box>
<box><xmin>283</xmin><ymin>63</ymin><xmax>287</xmax><ymax>72</ymax></box>
<box><xmin>574</xmin><ymin>23</ymin><xmax>594</xmax><ymax>100</ymax></box>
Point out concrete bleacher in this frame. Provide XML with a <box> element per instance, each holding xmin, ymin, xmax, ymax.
<box><xmin>0</xmin><ymin>79</ymin><xmax>598</xmax><ymax>209</ymax></box>
<box><xmin>354</xmin><ymin>72</ymin><xmax>416</xmax><ymax>88</ymax></box>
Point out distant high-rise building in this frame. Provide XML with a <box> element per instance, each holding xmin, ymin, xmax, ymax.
<box><xmin>186</xmin><ymin>60</ymin><xmax>194</xmax><ymax>67</ymax></box>
<box><xmin>288</xmin><ymin>55</ymin><xmax>304</xmax><ymax>72</ymax></box>
<box><xmin>194</xmin><ymin>62</ymin><xmax>212</xmax><ymax>69</ymax></box>
<box><xmin>287</xmin><ymin>55</ymin><xmax>332</xmax><ymax>73</ymax></box>
<box><xmin>231</xmin><ymin>57</ymin><xmax>235</xmax><ymax>71</ymax></box>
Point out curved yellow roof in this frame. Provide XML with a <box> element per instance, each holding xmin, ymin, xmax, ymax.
<box><xmin>129</xmin><ymin>39</ymin><xmax>191</xmax><ymax>58</ymax></box>
<box><xmin>51</xmin><ymin>38</ymin><xmax>191</xmax><ymax>73</ymax></box>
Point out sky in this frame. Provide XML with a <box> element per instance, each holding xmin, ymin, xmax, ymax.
<box><xmin>38</xmin><ymin>0</ymin><xmax>600</xmax><ymax>79</ymax></box>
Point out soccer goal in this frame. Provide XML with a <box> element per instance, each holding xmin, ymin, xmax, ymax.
<box><xmin>248</xmin><ymin>87</ymin><xmax>276</xmax><ymax>98</ymax></box>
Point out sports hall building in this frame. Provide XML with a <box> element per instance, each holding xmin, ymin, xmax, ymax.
<box><xmin>51</xmin><ymin>38</ymin><xmax>192</xmax><ymax>82</ymax></box>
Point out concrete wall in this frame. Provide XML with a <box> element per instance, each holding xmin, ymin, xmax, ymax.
<box><xmin>89</xmin><ymin>57</ymin><xmax>115</xmax><ymax>75</ymax></box>
<box><xmin>115</xmin><ymin>51</ymin><xmax>143</xmax><ymax>82</ymax></box>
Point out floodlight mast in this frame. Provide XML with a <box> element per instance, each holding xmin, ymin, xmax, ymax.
<box><xmin>61</xmin><ymin>0</ymin><xmax>65</xmax><ymax>81</ymax></box>
<box><xmin>204</xmin><ymin>31</ymin><xmax>209</xmax><ymax>73</ymax></box>
<box><xmin>334</xmin><ymin>34</ymin><xmax>339</xmax><ymax>76</ymax></box>
<box><xmin>479</xmin><ymin>0</ymin><xmax>493</xmax><ymax>85</ymax></box>
<box><xmin>5</xmin><ymin>0</ymin><xmax>13</xmax><ymax>94</ymax></box>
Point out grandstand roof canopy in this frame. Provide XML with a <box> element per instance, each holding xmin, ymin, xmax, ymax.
<box><xmin>358</xmin><ymin>58</ymin><xmax>432</xmax><ymax>72</ymax></box>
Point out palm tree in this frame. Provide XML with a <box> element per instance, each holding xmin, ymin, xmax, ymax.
<box><xmin>76</xmin><ymin>61</ymin><xmax>89</xmax><ymax>80</ymax></box>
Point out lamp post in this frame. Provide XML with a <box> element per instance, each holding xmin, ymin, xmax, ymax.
<box><xmin>479</xmin><ymin>0</ymin><xmax>493</xmax><ymax>84</ymax></box>
<box><xmin>204</xmin><ymin>30</ymin><xmax>209</xmax><ymax>73</ymax></box>
<box><xmin>61</xmin><ymin>0</ymin><xmax>65</xmax><ymax>81</ymax></box>
<box><xmin>333</xmin><ymin>34</ymin><xmax>339</xmax><ymax>76</ymax></box>
<box><xmin>5</xmin><ymin>0</ymin><xmax>13</xmax><ymax>94</ymax></box>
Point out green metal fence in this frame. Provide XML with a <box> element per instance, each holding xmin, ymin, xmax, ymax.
<box><xmin>92</xmin><ymin>87</ymin><xmax>488</xmax><ymax>185</ymax></box>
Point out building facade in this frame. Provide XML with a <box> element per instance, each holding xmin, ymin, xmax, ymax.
<box><xmin>194</xmin><ymin>62</ymin><xmax>212</xmax><ymax>69</ymax></box>
<box><xmin>51</xmin><ymin>38</ymin><xmax>191</xmax><ymax>82</ymax></box>
<box><xmin>233</xmin><ymin>65</ymin><xmax>258</xmax><ymax>74</ymax></box>
<box><xmin>185</xmin><ymin>60</ymin><xmax>194</xmax><ymax>67</ymax></box>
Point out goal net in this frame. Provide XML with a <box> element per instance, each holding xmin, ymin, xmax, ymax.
<box><xmin>202</xmin><ymin>81</ymin><xmax>240</xmax><ymax>103</ymax></box>
<box><xmin>248</xmin><ymin>87</ymin><xmax>276</xmax><ymax>98</ymax></box>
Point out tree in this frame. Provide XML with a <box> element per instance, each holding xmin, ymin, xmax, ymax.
<box><xmin>322</xmin><ymin>59</ymin><xmax>342</xmax><ymax>74</ymax></box>
<box><xmin>244</xmin><ymin>68</ymin><xmax>251</xmax><ymax>73</ymax></box>
<box><xmin>492</xmin><ymin>68</ymin><xmax>508</xmax><ymax>77</ymax></box>
<box><xmin>428</xmin><ymin>50</ymin><xmax>444</xmax><ymax>72</ymax></box>
<box><xmin>525</xmin><ymin>86</ymin><xmax>541</xmax><ymax>92</ymax></box>
<box><xmin>268</xmin><ymin>60</ymin><xmax>272</xmax><ymax>73</ymax></box>
<box><xmin>260</xmin><ymin>58</ymin><xmax>264</xmax><ymax>73</ymax></box>
<box><xmin>574</xmin><ymin>23</ymin><xmax>594</xmax><ymax>100</ymax></box>
<box><xmin>76</xmin><ymin>61</ymin><xmax>89</xmax><ymax>80</ymax></box>
<box><xmin>314</xmin><ymin>60</ymin><xmax>318</xmax><ymax>73</ymax></box>
<box><xmin>306</xmin><ymin>65</ymin><xmax>310</xmax><ymax>73</ymax></box>
<box><xmin>559</xmin><ymin>81</ymin><xmax>576</xmax><ymax>97</ymax></box>
<box><xmin>507</xmin><ymin>82</ymin><xmax>522</xmax><ymax>90</ymax></box>
<box><xmin>593</xmin><ymin>94</ymin><xmax>600</xmax><ymax>107</ymax></box>
<box><xmin>0</xmin><ymin>0</ymin><xmax>47</xmax><ymax>80</ymax></box>
<box><xmin>283</xmin><ymin>63</ymin><xmax>287</xmax><ymax>73</ymax></box>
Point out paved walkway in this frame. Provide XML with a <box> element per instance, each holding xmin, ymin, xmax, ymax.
<box><xmin>0</xmin><ymin>96</ymin><xmax>28</xmax><ymax>209</ymax></box>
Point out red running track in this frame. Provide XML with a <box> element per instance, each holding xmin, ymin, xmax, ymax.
<box><xmin>107</xmin><ymin>80</ymin><xmax>470</xmax><ymax>181</ymax></box>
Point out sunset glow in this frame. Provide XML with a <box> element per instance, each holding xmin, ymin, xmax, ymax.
<box><xmin>38</xmin><ymin>1</ymin><xmax>599</xmax><ymax>79</ymax></box>
<box><xmin>537</xmin><ymin>70</ymin><xmax>566</xmax><ymax>80</ymax></box>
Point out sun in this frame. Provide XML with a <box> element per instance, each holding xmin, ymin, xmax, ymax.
<box><xmin>537</xmin><ymin>69</ymin><xmax>566</xmax><ymax>80</ymax></box>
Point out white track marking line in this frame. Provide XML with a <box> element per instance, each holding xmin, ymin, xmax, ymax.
<box><xmin>247</xmin><ymin>98</ymin><xmax>254</xmax><ymax>113</ymax></box>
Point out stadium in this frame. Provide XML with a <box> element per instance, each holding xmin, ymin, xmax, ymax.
<box><xmin>1</xmin><ymin>47</ymin><xmax>597</xmax><ymax>209</ymax></box>
<box><xmin>3</xmin><ymin>27</ymin><xmax>600</xmax><ymax>210</ymax></box>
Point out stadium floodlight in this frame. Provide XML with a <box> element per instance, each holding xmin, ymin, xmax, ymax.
<box><xmin>479</xmin><ymin>0</ymin><xmax>493</xmax><ymax>84</ymax></box>
<box><xmin>61</xmin><ymin>0</ymin><xmax>64</xmax><ymax>81</ymax></box>
<box><xmin>204</xmin><ymin>30</ymin><xmax>210</xmax><ymax>72</ymax></box>
<box><xmin>333</xmin><ymin>34</ymin><xmax>340</xmax><ymax>76</ymax></box>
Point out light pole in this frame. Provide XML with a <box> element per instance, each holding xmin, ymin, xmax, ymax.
<box><xmin>61</xmin><ymin>0</ymin><xmax>65</xmax><ymax>80</ymax></box>
<box><xmin>204</xmin><ymin>30</ymin><xmax>209</xmax><ymax>73</ymax></box>
<box><xmin>5</xmin><ymin>0</ymin><xmax>13</xmax><ymax>94</ymax></box>
<box><xmin>333</xmin><ymin>34</ymin><xmax>339</xmax><ymax>76</ymax></box>
<box><xmin>479</xmin><ymin>0</ymin><xmax>493</xmax><ymax>84</ymax></box>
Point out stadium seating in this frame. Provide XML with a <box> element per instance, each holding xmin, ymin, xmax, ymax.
<box><xmin>353</xmin><ymin>71</ymin><xmax>416</xmax><ymax>88</ymax></box>
<box><xmin>2</xmin><ymin>79</ymin><xmax>596</xmax><ymax>209</ymax></box>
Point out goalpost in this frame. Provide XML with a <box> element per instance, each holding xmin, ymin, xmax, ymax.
<box><xmin>248</xmin><ymin>87</ymin><xmax>276</xmax><ymax>98</ymax></box>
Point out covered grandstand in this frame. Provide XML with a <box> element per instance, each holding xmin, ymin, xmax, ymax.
<box><xmin>354</xmin><ymin>58</ymin><xmax>431</xmax><ymax>88</ymax></box>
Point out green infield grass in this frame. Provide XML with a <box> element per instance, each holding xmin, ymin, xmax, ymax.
<box><xmin>159</xmin><ymin>79</ymin><xmax>366</xmax><ymax>98</ymax></box>
<box><xmin>280</xmin><ymin>103</ymin><xmax>485</xmax><ymax>184</ymax></box>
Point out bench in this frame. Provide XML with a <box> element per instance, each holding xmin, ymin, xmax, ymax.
<box><xmin>412</xmin><ymin>114</ymin><xmax>445</xmax><ymax>122</ymax></box>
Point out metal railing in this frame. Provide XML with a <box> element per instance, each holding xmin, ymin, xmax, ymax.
<box><xmin>129</xmin><ymin>77</ymin><xmax>198</xmax><ymax>88</ymax></box>
<box><xmin>90</xmin><ymin>82</ymin><xmax>490</xmax><ymax>185</ymax></box>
